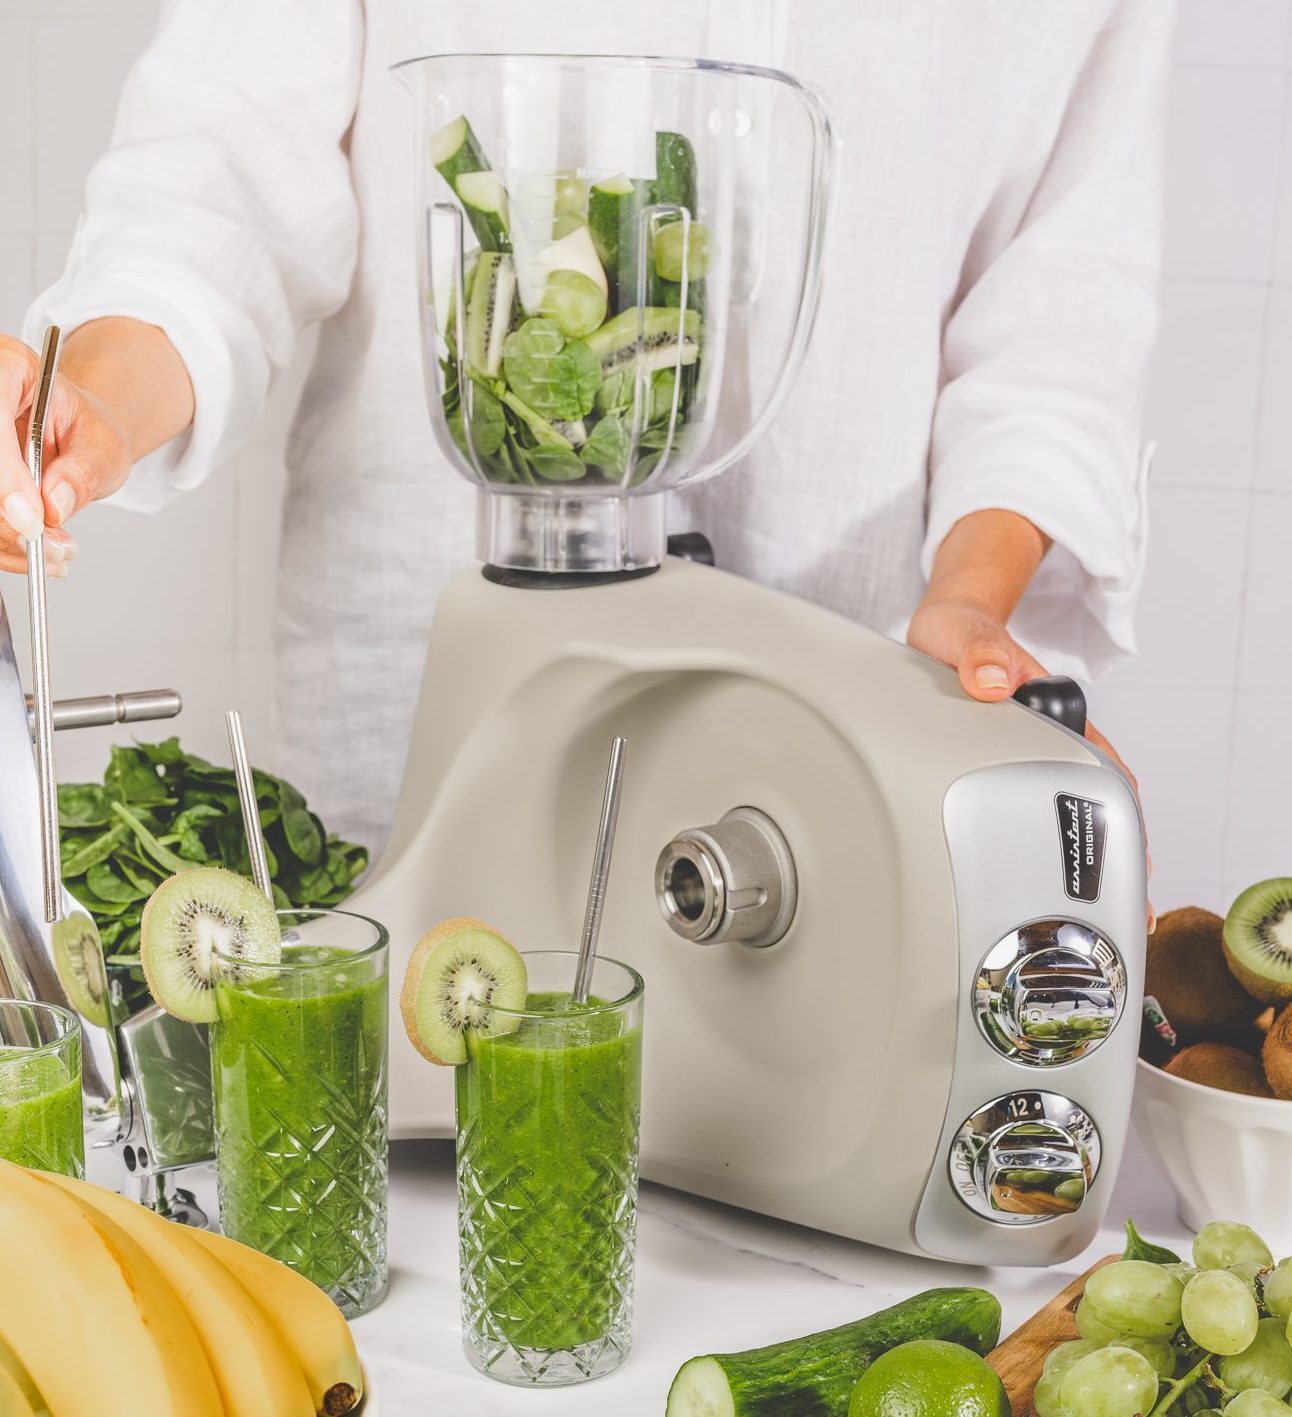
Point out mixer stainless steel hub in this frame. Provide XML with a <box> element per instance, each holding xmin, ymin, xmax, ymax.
<box><xmin>655</xmin><ymin>807</ymin><xmax>797</xmax><ymax>949</ymax></box>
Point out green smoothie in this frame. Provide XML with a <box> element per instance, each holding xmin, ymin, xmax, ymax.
<box><xmin>456</xmin><ymin>992</ymin><xmax>643</xmax><ymax>1353</ymax></box>
<box><xmin>212</xmin><ymin>944</ymin><xmax>388</xmax><ymax>1313</ymax></box>
<box><xmin>0</xmin><ymin>1050</ymin><xmax>84</xmax><ymax>1178</ymax></box>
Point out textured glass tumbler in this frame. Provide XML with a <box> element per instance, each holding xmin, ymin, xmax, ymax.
<box><xmin>212</xmin><ymin>909</ymin><xmax>389</xmax><ymax>1317</ymax></box>
<box><xmin>0</xmin><ymin>1000</ymin><xmax>84</xmax><ymax>1177</ymax></box>
<box><xmin>456</xmin><ymin>952</ymin><xmax>644</xmax><ymax>1386</ymax></box>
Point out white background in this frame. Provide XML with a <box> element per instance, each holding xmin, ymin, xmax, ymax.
<box><xmin>0</xmin><ymin>0</ymin><xmax>1290</xmax><ymax>920</ymax></box>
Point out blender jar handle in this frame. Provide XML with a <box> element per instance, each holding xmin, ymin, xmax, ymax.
<box><xmin>704</xmin><ymin>72</ymin><xmax>837</xmax><ymax>482</ymax></box>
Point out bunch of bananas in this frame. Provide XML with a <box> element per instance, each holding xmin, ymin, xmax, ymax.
<box><xmin>0</xmin><ymin>1160</ymin><xmax>365</xmax><ymax>1416</ymax></box>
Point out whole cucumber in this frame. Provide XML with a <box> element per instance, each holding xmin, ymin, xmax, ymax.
<box><xmin>665</xmin><ymin>1287</ymin><xmax>1001</xmax><ymax>1417</ymax></box>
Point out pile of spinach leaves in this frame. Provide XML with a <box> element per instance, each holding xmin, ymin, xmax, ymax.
<box><xmin>58</xmin><ymin>738</ymin><xmax>368</xmax><ymax>1014</ymax></box>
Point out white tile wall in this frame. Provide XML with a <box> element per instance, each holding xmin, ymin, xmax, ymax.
<box><xmin>0</xmin><ymin>2</ymin><xmax>1289</xmax><ymax>923</ymax></box>
<box><xmin>1145</xmin><ymin>279</ymin><xmax>1267</xmax><ymax>488</ymax></box>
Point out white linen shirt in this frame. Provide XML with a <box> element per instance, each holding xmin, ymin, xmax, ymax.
<box><xmin>26</xmin><ymin>0</ymin><xmax>1173</xmax><ymax>853</ymax></box>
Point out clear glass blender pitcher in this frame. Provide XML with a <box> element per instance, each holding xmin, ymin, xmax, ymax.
<box><xmin>394</xmin><ymin>53</ymin><xmax>834</xmax><ymax>575</ymax></box>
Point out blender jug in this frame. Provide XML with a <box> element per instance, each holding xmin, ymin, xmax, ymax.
<box><xmin>395</xmin><ymin>53</ymin><xmax>834</xmax><ymax>574</ymax></box>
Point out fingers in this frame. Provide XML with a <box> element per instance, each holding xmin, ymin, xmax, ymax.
<box><xmin>957</xmin><ymin>631</ymin><xmax>1048</xmax><ymax>703</ymax></box>
<box><xmin>0</xmin><ymin>338</ymin><xmax>44</xmax><ymax>544</ymax></box>
<box><xmin>0</xmin><ymin>536</ymin><xmax>73</xmax><ymax>578</ymax></box>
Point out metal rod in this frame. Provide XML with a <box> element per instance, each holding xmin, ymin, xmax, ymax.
<box><xmin>27</xmin><ymin>688</ymin><xmax>183</xmax><ymax>733</ymax></box>
<box><xmin>224</xmin><ymin>710</ymin><xmax>273</xmax><ymax>902</ymax></box>
<box><xmin>24</xmin><ymin>326</ymin><xmax>62</xmax><ymax>924</ymax></box>
<box><xmin>572</xmin><ymin>737</ymin><xmax>628</xmax><ymax>1006</ymax></box>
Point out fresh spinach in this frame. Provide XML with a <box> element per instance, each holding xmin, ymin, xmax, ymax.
<box><xmin>1122</xmin><ymin>1219</ymin><xmax>1181</xmax><ymax>1265</ymax></box>
<box><xmin>502</xmin><ymin>318</ymin><xmax>601</xmax><ymax>423</ymax></box>
<box><xmin>58</xmin><ymin>738</ymin><xmax>369</xmax><ymax>1015</ymax></box>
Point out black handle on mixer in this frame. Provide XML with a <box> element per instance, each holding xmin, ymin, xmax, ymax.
<box><xmin>1012</xmin><ymin>676</ymin><xmax>1088</xmax><ymax>736</ymax></box>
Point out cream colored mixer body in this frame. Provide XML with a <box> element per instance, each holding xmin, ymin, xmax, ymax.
<box><xmin>350</xmin><ymin>555</ymin><xmax>1146</xmax><ymax>1267</ymax></box>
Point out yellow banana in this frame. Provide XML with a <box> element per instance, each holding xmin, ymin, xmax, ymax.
<box><xmin>40</xmin><ymin>1169</ymin><xmax>315</xmax><ymax>1417</ymax></box>
<box><xmin>0</xmin><ymin>1159</ymin><xmax>222</xmax><ymax>1417</ymax></box>
<box><xmin>0</xmin><ymin>1334</ymin><xmax>47</xmax><ymax>1417</ymax></box>
<box><xmin>188</xmin><ymin>1224</ymin><xmax>365</xmax><ymax>1416</ymax></box>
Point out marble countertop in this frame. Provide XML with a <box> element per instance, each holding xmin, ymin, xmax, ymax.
<box><xmin>350</xmin><ymin>1132</ymin><xmax>1181</xmax><ymax>1417</ymax></box>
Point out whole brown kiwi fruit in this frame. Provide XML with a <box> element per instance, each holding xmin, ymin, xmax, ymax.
<box><xmin>1262</xmin><ymin>1003</ymin><xmax>1292</xmax><ymax>1101</ymax></box>
<box><xmin>1165</xmin><ymin>1042</ymin><xmax>1273</xmax><ymax>1098</ymax></box>
<box><xmin>1146</xmin><ymin>907</ymin><xmax>1258</xmax><ymax>1044</ymax></box>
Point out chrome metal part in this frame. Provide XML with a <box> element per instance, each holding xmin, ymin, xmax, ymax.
<box><xmin>974</xmin><ymin>920</ymin><xmax>1126</xmax><ymax>1065</ymax></box>
<box><xmin>655</xmin><ymin>807</ymin><xmax>797</xmax><ymax>949</ymax></box>
<box><xmin>949</xmin><ymin>1091</ymin><xmax>1101</xmax><ymax>1226</ymax></box>
<box><xmin>24</xmin><ymin>326</ymin><xmax>62</xmax><ymax>924</ymax></box>
<box><xmin>27</xmin><ymin>688</ymin><xmax>183</xmax><ymax>733</ymax></box>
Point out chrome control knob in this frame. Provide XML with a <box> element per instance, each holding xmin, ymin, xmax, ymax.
<box><xmin>949</xmin><ymin>1092</ymin><xmax>1100</xmax><ymax>1226</ymax></box>
<box><xmin>974</xmin><ymin>920</ymin><xmax>1125</xmax><ymax>1065</ymax></box>
<box><xmin>655</xmin><ymin>807</ymin><xmax>797</xmax><ymax>949</ymax></box>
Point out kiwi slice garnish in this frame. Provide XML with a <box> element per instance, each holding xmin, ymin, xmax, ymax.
<box><xmin>1223</xmin><ymin>879</ymin><xmax>1292</xmax><ymax>1006</ymax></box>
<box><xmin>140</xmin><ymin>867</ymin><xmax>281</xmax><ymax>1023</ymax></box>
<box><xmin>52</xmin><ymin>909</ymin><xmax>111</xmax><ymax>1028</ymax></box>
<box><xmin>400</xmin><ymin>917</ymin><xmax>527</xmax><ymax>1066</ymax></box>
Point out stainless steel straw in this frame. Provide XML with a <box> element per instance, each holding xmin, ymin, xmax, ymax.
<box><xmin>225</xmin><ymin>709</ymin><xmax>273</xmax><ymax>903</ymax></box>
<box><xmin>571</xmin><ymin>736</ymin><xmax>628</xmax><ymax>1005</ymax></box>
<box><xmin>25</xmin><ymin>326</ymin><xmax>62</xmax><ymax>924</ymax></box>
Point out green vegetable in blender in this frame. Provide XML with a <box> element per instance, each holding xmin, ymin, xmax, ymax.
<box><xmin>57</xmin><ymin>739</ymin><xmax>368</xmax><ymax>1015</ymax></box>
<box><xmin>501</xmin><ymin>318</ymin><xmax>601</xmax><ymax>422</ymax></box>
<box><xmin>430</xmin><ymin>115</ymin><xmax>510</xmax><ymax>252</ymax></box>
<box><xmin>665</xmin><ymin>1288</ymin><xmax>1001</xmax><ymax>1417</ymax></box>
<box><xmin>434</xmin><ymin>120</ymin><xmax>709</xmax><ymax>490</ymax></box>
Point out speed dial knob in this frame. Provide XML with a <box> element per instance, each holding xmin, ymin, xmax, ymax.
<box><xmin>974</xmin><ymin>920</ymin><xmax>1126</xmax><ymax>1065</ymax></box>
<box><xmin>949</xmin><ymin>1092</ymin><xmax>1101</xmax><ymax>1226</ymax></box>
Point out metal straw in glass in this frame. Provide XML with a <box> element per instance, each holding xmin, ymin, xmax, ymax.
<box><xmin>571</xmin><ymin>737</ymin><xmax>628</xmax><ymax>1005</ymax></box>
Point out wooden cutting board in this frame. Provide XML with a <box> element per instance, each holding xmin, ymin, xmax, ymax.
<box><xmin>987</xmin><ymin>1256</ymin><xmax>1117</xmax><ymax>1414</ymax></box>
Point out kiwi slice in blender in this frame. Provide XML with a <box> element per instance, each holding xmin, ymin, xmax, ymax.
<box><xmin>52</xmin><ymin>910</ymin><xmax>111</xmax><ymax>1028</ymax></box>
<box><xmin>140</xmin><ymin>867</ymin><xmax>281</xmax><ymax>1023</ymax></box>
<box><xmin>400</xmin><ymin>917</ymin><xmax>527</xmax><ymax>1065</ymax></box>
<box><xmin>1223</xmin><ymin>879</ymin><xmax>1292</xmax><ymax>1005</ymax></box>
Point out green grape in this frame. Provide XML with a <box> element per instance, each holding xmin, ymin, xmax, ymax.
<box><xmin>1219</xmin><ymin>1317</ymin><xmax>1292</xmax><ymax>1397</ymax></box>
<box><xmin>1264</xmin><ymin>1260</ymin><xmax>1292</xmax><ymax>1322</ymax></box>
<box><xmin>1057</xmin><ymin>1346</ymin><xmax>1160</xmax><ymax>1417</ymax></box>
<box><xmin>1223</xmin><ymin>1391</ymin><xmax>1292</xmax><ymax>1415</ymax></box>
<box><xmin>1195</xmin><ymin>1221</ymin><xmax>1274</xmax><ymax>1271</ymax></box>
<box><xmin>1183</xmin><ymin>1268</ymin><xmax>1261</xmax><ymax>1355</ymax></box>
<box><xmin>1112</xmin><ymin>1333</ymin><xmax>1177</xmax><ymax>1378</ymax></box>
<box><xmin>1166</xmin><ymin>1261</ymin><xmax>1201</xmax><ymax>1285</ymax></box>
<box><xmin>1043</xmin><ymin>1338</ymin><xmax>1103</xmax><ymax>1376</ymax></box>
<box><xmin>1033</xmin><ymin>1367</ymin><xmax>1075</xmax><ymax>1417</ymax></box>
<box><xmin>1077</xmin><ymin>1296</ymin><xmax>1124</xmax><ymax>1343</ymax></box>
<box><xmin>1084</xmin><ymin>1260</ymin><xmax>1186</xmax><ymax>1339</ymax></box>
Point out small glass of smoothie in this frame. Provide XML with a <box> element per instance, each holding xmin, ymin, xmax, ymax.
<box><xmin>211</xmin><ymin>909</ymin><xmax>389</xmax><ymax>1317</ymax></box>
<box><xmin>456</xmin><ymin>951</ymin><xmax>644</xmax><ymax>1386</ymax></box>
<box><xmin>0</xmin><ymin>1000</ymin><xmax>84</xmax><ymax>1177</ymax></box>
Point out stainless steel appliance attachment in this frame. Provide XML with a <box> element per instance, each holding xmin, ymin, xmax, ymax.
<box><xmin>0</xmin><ymin>330</ymin><xmax>210</xmax><ymax>1212</ymax></box>
<box><xmin>655</xmin><ymin>807</ymin><xmax>797</xmax><ymax>949</ymax></box>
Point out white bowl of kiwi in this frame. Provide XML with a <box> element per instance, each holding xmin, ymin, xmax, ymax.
<box><xmin>1133</xmin><ymin>883</ymin><xmax>1292</xmax><ymax>1254</ymax></box>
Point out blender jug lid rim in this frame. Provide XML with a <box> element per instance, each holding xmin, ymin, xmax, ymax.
<box><xmin>389</xmin><ymin>51</ymin><xmax>813</xmax><ymax>92</ymax></box>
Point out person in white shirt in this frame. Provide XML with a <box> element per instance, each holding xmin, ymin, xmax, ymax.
<box><xmin>0</xmin><ymin>2</ymin><xmax>1171</xmax><ymax>911</ymax></box>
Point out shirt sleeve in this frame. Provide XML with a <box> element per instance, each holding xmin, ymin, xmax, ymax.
<box><xmin>924</xmin><ymin>0</ymin><xmax>1174</xmax><ymax>681</ymax></box>
<box><xmin>22</xmin><ymin>0</ymin><xmax>364</xmax><ymax>513</ymax></box>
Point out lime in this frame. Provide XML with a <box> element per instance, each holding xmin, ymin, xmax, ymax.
<box><xmin>848</xmin><ymin>1340</ymin><xmax>1012</xmax><ymax>1417</ymax></box>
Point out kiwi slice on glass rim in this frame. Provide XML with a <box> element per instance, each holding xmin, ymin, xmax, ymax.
<box><xmin>140</xmin><ymin>866</ymin><xmax>281</xmax><ymax>1023</ymax></box>
<box><xmin>52</xmin><ymin>909</ymin><xmax>112</xmax><ymax>1028</ymax></box>
<box><xmin>400</xmin><ymin>917</ymin><xmax>527</xmax><ymax>1065</ymax></box>
<box><xmin>1223</xmin><ymin>878</ymin><xmax>1292</xmax><ymax>1005</ymax></box>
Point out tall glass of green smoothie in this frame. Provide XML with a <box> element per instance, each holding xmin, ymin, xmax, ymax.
<box><xmin>456</xmin><ymin>951</ymin><xmax>644</xmax><ymax>1386</ymax></box>
<box><xmin>211</xmin><ymin>909</ymin><xmax>389</xmax><ymax>1317</ymax></box>
<box><xmin>0</xmin><ymin>1000</ymin><xmax>84</xmax><ymax>1178</ymax></box>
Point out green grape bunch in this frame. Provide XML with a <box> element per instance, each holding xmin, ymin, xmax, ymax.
<box><xmin>1034</xmin><ymin>1220</ymin><xmax>1292</xmax><ymax>1417</ymax></box>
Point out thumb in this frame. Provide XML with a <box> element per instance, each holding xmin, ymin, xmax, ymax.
<box><xmin>957</xmin><ymin>628</ymin><xmax>1047</xmax><ymax>703</ymax></box>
